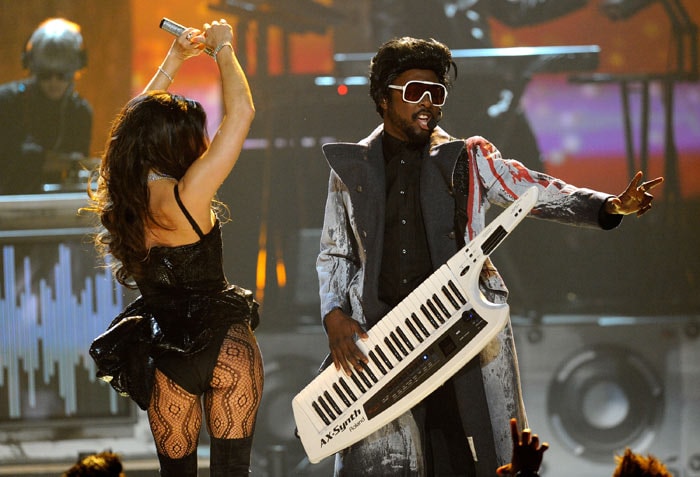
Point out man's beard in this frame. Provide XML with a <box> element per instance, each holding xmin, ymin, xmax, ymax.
<box><xmin>386</xmin><ymin>108</ymin><xmax>432</xmax><ymax>148</ymax></box>
<box><xmin>405</xmin><ymin>126</ymin><xmax>430</xmax><ymax>148</ymax></box>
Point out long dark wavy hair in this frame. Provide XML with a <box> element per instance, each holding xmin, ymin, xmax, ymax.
<box><xmin>85</xmin><ymin>91</ymin><xmax>210</xmax><ymax>288</ymax></box>
<box><xmin>369</xmin><ymin>36</ymin><xmax>456</xmax><ymax>117</ymax></box>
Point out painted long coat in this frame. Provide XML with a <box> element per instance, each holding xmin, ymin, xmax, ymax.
<box><xmin>317</xmin><ymin>124</ymin><xmax>619</xmax><ymax>473</ymax></box>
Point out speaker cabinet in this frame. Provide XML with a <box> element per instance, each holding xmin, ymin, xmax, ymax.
<box><xmin>513</xmin><ymin>316</ymin><xmax>700</xmax><ymax>477</ymax></box>
<box><xmin>252</xmin><ymin>325</ymin><xmax>334</xmax><ymax>476</ymax></box>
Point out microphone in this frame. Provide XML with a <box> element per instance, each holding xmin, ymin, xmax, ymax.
<box><xmin>427</xmin><ymin>110</ymin><xmax>442</xmax><ymax>130</ymax></box>
<box><xmin>159</xmin><ymin>18</ymin><xmax>214</xmax><ymax>57</ymax></box>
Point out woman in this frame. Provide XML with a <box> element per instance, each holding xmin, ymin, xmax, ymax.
<box><xmin>87</xmin><ymin>19</ymin><xmax>262</xmax><ymax>476</ymax></box>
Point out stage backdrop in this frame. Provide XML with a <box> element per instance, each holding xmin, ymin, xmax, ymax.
<box><xmin>0</xmin><ymin>2</ymin><xmax>698</xmax><ymax>476</ymax></box>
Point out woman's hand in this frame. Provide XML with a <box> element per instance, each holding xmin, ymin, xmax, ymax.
<box><xmin>172</xmin><ymin>26</ymin><xmax>206</xmax><ymax>61</ymax></box>
<box><xmin>201</xmin><ymin>19</ymin><xmax>233</xmax><ymax>55</ymax></box>
<box><xmin>143</xmin><ymin>23</ymin><xmax>207</xmax><ymax>93</ymax></box>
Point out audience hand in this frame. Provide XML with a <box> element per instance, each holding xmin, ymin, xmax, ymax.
<box><xmin>496</xmin><ymin>418</ymin><xmax>549</xmax><ymax>476</ymax></box>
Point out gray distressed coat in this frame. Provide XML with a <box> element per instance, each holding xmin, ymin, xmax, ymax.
<box><xmin>317</xmin><ymin>124</ymin><xmax>619</xmax><ymax>474</ymax></box>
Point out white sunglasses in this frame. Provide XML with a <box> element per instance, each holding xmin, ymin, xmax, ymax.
<box><xmin>388</xmin><ymin>80</ymin><xmax>448</xmax><ymax>106</ymax></box>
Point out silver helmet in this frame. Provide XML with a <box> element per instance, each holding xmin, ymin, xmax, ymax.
<box><xmin>23</xmin><ymin>18</ymin><xmax>87</xmax><ymax>75</ymax></box>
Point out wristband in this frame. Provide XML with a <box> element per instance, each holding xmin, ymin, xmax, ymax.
<box><xmin>157</xmin><ymin>66</ymin><xmax>173</xmax><ymax>83</ymax></box>
<box><xmin>213</xmin><ymin>42</ymin><xmax>233</xmax><ymax>60</ymax></box>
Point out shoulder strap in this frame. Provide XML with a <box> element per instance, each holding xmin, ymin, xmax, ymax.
<box><xmin>453</xmin><ymin>141</ymin><xmax>470</xmax><ymax>249</ymax></box>
<box><xmin>173</xmin><ymin>183</ymin><xmax>205</xmax><ymax>239</ymax></box>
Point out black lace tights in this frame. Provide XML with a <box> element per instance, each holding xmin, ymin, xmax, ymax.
<box><xmin>147</xmin><ymin>323</ymin><xmax>264</xmax><ymax>459</ymax></box>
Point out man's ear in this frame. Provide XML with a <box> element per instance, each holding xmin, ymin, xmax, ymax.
<box><xmin>380</xmin><ymin>97</ymin><xmax>388</xmax><ymax>113</ymax></box>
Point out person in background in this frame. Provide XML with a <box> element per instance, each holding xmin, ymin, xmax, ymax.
<box><xmin>87</xmin><ymin>19</ymin><xmax>262</xmax><ymax>477</ymax></box>
<box><xmin>315</xmin><ymin>36</ymin><xmax>662</xmax><ymax>476</ymax></box>
<box><xmin>0</xmin><ymin>17</ymin><xmax>92</xmax><ymax>195</ymax></box>
<box><xmin>62</xmin><ymin>451</ymin><xmax>126</xmax><ymax>477</ymax></box>
<box><xmin>612</xmin><ymin>448</ymin><xmax>674</xmax><ymax>477</ymax></box>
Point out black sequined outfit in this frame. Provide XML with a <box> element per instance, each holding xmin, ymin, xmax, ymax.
<box><xmin>90</xmin><ymin>214</ymin><xmax>259</xmax><ymax>411</ymax></box>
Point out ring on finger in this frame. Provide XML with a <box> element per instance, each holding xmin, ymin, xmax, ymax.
<box><xmin>186</xmin><ymin>32</ymin><xmax>193</xmax><ymax>40</ymax></box>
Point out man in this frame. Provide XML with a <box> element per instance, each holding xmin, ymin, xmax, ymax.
<box><xmin>316</xmin><ymin>37</ymin><xmax>662</xmax><ymax>476</ymax></box>
<box><xmin>0</xmin><ymin>17</ymin><xmax>92</xmax><ymax>195</ymax></box>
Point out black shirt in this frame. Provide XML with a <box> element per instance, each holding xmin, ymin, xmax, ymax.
<box><xmin>378</xmin><ymin>132</ymin><xmax>433</xmax><ymax>308</ymax></box>
<box><xmin>0</xmin><ymin>79</ymin><xmax>92</xmax><ymax>194</ymax></box>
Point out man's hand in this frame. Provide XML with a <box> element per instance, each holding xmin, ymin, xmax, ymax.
<box><xmin>324</xmin><ymin>308</ymin><xmax>369</xmax><ymax>376</ymax></box>
<box><xmin>604</xmin><ymin>171</ymin><xmax>664</xmax><ymax>217</ymax></box>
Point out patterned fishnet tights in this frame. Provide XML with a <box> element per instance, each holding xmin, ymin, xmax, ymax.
<box><xmin>147</xmin><ymin>323</ymin><xmax>264</xmax><ymax>459</ymax></box>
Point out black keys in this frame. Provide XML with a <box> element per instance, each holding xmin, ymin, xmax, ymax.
<box><xmin>333</xmin><ymin>382</ymin><xmax>352</xmax><ymax>407</ymax></box>
<box><xmin>324</xmin><ymin>390</ymin><xmax>342</xmax><ymax>415</ymax></box>
<box><xmin>411</xmin><ymin>312</ymin><xmax>430</xmax><ymax>338</ymax></box>
<box><xmin>369</xmin><ymin>350</ymin><xmax>387</xmax><ymax>375</ymax></box>
<box><xmin>359</xmin><ymin>360</ymin><xmax>378</xmax><ymax>383</ymax></box>
<box><xmin>350</xmin><ymin>372</ymin><xmax>366</xmax><ymax>393</ymax></box>
<box><xmin>396</xmin><ymin>327</ymin><xmax>414</xmax><ymax>351</ymax></box>
<box><xmin>432</xmin><ymin>294</ymin><xmax>451</xmax><ymax>320</ymax></box>
<box><xmin>441</xmin><ymin>284</ymin><xmax>460</xmax><ymax>309</ymax></box>
<box><xmin>339</xmin><ymin>377</ymin><xmax>357</xmax><ymax>402</ymax></box>
<box><xmin>405</xmin><ymin>316</ymin><xmax>424</xmax><ymax>342</ymax></box>
<box><xmin>390</xmin><ymin>331</ymin><xmax>409</xmax><ymax>356</ymax></box>
<box><xmin>318</xmin><ymin>394</ymin><xmax>336</xmax><ymax>420</ymax></box>
<box><xmin>355</xmin><ymin>368</ymin><xmax>372</xmax><ymax>388</ymax></box>
<box><xmin>376</xmin><ymin>346</ymin><xmax>394</xmax><ymax>369</ymax></box>
<box><xmin>426</xmin><ymin>300</ymin><xmax>445</xmax><ymax>324</ymax></box>
<box><xmin>420</xmin><ymin>304</ymin><xmax>439</xmax><ymax>329</ymax></box>
<box><xmin>312</xmin><ymin>401</ymin><xmax>330</xmax><ymax>425</ymax></box>
<box><xmin>384</xmin><ymin>336</ymin><xmax>402</xmax><ymax>361</ymax></box>
<box><xmin>448</xmin><ymin>280</ymin><xmax>467</xmax><ymax>305</ymax></box>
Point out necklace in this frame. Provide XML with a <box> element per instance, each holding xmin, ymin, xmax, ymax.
<box><xmin>147</xmin><ymin>171</ymin><xmax>175</xmax><ymax>182</ymax></box>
